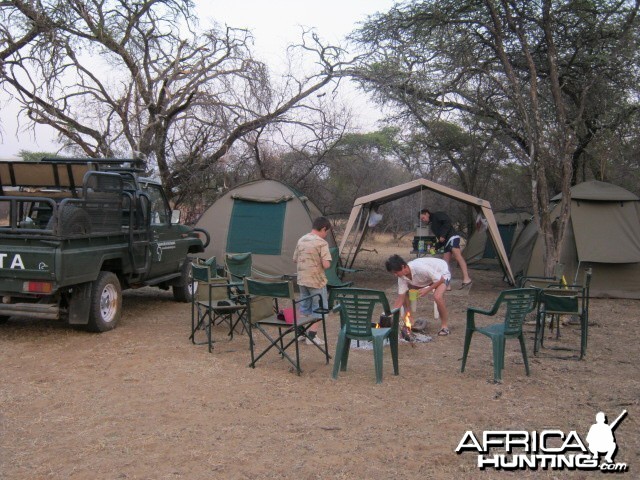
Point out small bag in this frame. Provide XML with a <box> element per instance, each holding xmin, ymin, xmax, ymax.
<box><xmin>278</xmin><ymin>307</ymin><xmax>295</xmax><ymax>324</ymax></box>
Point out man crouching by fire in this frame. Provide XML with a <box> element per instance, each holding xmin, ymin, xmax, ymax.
<box><xmin>385</xmin><ymin>254</ymin><xmax>452</xmax><ymax>336</ymax></box>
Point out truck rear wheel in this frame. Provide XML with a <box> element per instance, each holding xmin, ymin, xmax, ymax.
<box><xmin>173</xmin><ymin>259</ymin><xmax>195</xmax><ymax>303</ymax></box>
<box><xmin>87</xmin><ymin>272</ymin><xmax>122</xmax><ymax>332</ymax></box>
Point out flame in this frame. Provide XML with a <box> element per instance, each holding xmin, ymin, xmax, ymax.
<box><xmin>374</xmin><ymin>323</ymin><xmax>380</xmax><ymax>329</ymax></box>
<box><xmin>404</xmin><ymin>311</ymin><xmax>412</xmax><ymax>330</ymax></box>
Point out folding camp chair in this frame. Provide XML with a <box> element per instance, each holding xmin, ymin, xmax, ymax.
<box><xmin>224</xmin><ymin>252</ymin><xmax>291</xmax><ymax>285</ymax></box>
<box><xmin>243</xmin><ymin>277</ymin><xmax>330</xmax><ymax>375</ymax></box>
<box><xmin>325</xmin><ymin>247</ymin><xmax>361</xmax><ymax>289</ymax></box>
<box><xmin>194</xmin><ymin>255</ymin><xmax>226</xmax><ymax>278</ymax></box>
<box><xmin>329</xmin><ymin>288</ymin><xmax>400</xmax><ymax>384</ymax></box>
<box><xmin>190</xmin><ymin>263</ymin><xmax>247</xmax><ymax>352</ymax></box>
<box><xmin>461</xmin><ymin>288</ymin><xmax>538</xmax><ymax>383</ymax></box>
<box><xmin>535</xmin><ymin>268</ymin><xmax>592</xmax><ymax>359</ymax></box>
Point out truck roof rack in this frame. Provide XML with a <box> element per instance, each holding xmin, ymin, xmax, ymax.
<box><xmin>0</xmin><ymin>158</ymin><xmax>147</xmax><ymax>192</ymax></box>
<box><xmin>39</xmin><ymin>157</ymin><xmax>147</xmax><ymax>172</ymax></box>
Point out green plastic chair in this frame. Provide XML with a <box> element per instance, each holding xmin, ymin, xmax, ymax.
<box><xmin>325</xmin><ymin>247</ymin><xmax>361</xmax><ymax>289</ymax></box>
<box><xmin>244</xmin><ymin>277</ymin><xmax>330</xmax><ymax>375</ymax></box>
<box><xmin>461</xmin><ymin>288</ymin><xmax>538</xmax><ymax>383</ymax></box>
<box><xmin>329</xmin><ymin>288</ymin><xmax>400</xmax><ymax>384</ymax></box>
<box><xmin>535</xmin><ymin>268</ymin><xmax>592</xmax><ymax>360</ymax></box>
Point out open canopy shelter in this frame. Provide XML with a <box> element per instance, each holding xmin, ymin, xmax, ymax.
<box><xmin>339</xmin><ymin>179</ymin><xmax>516</xmax><ymax>285</ymax></box>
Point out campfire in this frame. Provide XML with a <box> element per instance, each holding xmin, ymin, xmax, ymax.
<box><xmin>401</xmin><ymin>311</ymin><xmax>415</xmax><ymax>343</ymax></box>
<box><xmin>356</xmin><ymin>311</ymin><xmax>430</xmax><ymax>350</ymax></box>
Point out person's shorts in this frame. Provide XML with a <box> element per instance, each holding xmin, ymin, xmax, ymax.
<box><xmin>443</xmin><ymin>236</ymin><xmax>461</xmax><ymax>253</ymax></box>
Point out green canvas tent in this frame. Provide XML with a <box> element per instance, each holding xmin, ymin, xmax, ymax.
<box><xmin>463</xmin><ymin>211</ymin><xmax>531</xmax><ymax>265</ymax></box>
<box><xmin>509</xmin><ymin>180</ymin><xmax>640</xmax><ymax>299</ymax></box>
<box><xmin>195</xmin><ymin>179</ymin><xmax>336</xmax><ymax>276</ymax></box>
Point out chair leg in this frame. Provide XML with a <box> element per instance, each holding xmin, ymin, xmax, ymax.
<box><xmin>248</xmin><ymin>322</ymin><xmax>256</xmax><ymax>368</ymax></box>
<box><xmin>491</xmin><ymin>336</ymin><xmax>504</xmax><ymax>383</ymax></box>
<box><xmin>332</xmin><ymin>331</ymin><xmax>346</xmax><ymax>380</ymax></box>
<box><xmin>389</xmin><ymin>333</ymin><xmax>399</xmax><ymax>375</ymax></box>
<box><xmin>519</xmin><ymin>334</ymin><xmax>530</xmax><ymax>376</ymax></box>
<box><xmin>534</xmin><ymin>311</ymin><xmax>542</xmax><ymax>355</ymax></box>
<box><xmin>293</xmin><ymin>333</ymin><xmax>302</xmax><ymax>376</ymax></box>
<box><xmin>580</xmin><ymin>314</ymin><xmax>587</xmax><ymax>360</ymax></box>
<box><xmin>321</xmin><ymin>315</ymin><xmax>330</xmax><ymax>364</ymax></box>
<box><xmin>207</xmin><ymin>315</ymin><xmax>213</xmax><ymax>353</ymax></box>
<box><xmin>461</xmin><ymin>328</ymin><xmax>474</xmax><ymax>372</ymax></box>
<box><xmin>372</xmin><ymin>336</ymin><xmax>385</xmax><ymax>384</ymax></box>
<box><xmin>340</xmin><ymin>338</ymin><xmax>351</xmax><ymax>372</ymax></box>
<box><xmin>539</xmin><ymin>313</ymin><xmax>547</xmax><ymax>349</ymax></box>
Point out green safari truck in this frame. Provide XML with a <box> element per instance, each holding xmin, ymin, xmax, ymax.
<box><xmin>0</xmin><ymin>158</ymin><xmax>209</xmax><ymax>331</ymax></box>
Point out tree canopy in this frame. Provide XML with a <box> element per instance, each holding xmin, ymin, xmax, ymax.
<box><xmin>351</xmin><ymin>0</ymin><xmax>640</xmax><ymax>274</ymax></box>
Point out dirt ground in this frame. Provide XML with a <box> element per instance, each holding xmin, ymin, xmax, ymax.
<box><xmin>1</xmin><ymin>235</ymin><xmax>639</xmax><ymax>479</ymax></box>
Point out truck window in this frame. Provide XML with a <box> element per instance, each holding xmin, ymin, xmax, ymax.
<box><xmin>142</xmin><ymin>184</ymin><xmax>170</xmax><ymax>225</ymax></box>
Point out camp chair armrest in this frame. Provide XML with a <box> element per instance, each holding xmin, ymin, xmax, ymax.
<box><xmin>467</xmin><ymin>305</ymin><xmax>497</xmax><ymax>317</ymax></box>
<box><xmin>250</xmin><ymin>267</ymin><xmax>288</xmax><ymax>280</ymax></box>
<box><xmin>337</xmin><ymin>266</ymin><xmax>362</xmax><ymax>274</ymax></box>
<box><xmin>518</xmin><ymin>275</ymin><xmax>560</xmax><ymax>288</ymax></box>
<box><xmin>465</xmin><ymin>302</ymin><xmax>504</xmax><ymax>330</ymax></box>
<box><xmin>543</xmin><ymin>286</ymin><xmax>583</xmax><ymax>295</ymax></box>
<box><xmin>295</xmin><ymin>292</ymin><xmax>328</xmax><ymax>313</ymax></box>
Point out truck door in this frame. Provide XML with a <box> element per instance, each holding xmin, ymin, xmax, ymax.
<box><xmin>141</xmin><ymin>183</ymin><xmax>183</xmax><ymax>277</ymax></box>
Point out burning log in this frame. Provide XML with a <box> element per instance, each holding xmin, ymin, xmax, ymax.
<box><xmin>401</xmin><ymin>311</ymin><xmax>416</xmax><ymax>346</ymax></box>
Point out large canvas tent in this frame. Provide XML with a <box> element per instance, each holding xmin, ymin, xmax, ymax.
<box><xmin>196</xmin><ymin>179</ymin><xmax>336</xmax><ymax>276</ymax></box>
<box><xmin>339</xmin><ymin>179</ymin><xmax>516</xmax><ymax>284</ymax></box>
<box><xmin>509</xmin><ymin>180</ymin><xmax>640</xmax><ymax>299</ymax></box>
<box><xmin>463</xmin><ymin>211</ymin><xmax>531</xmax><ymax>265</ymax></box>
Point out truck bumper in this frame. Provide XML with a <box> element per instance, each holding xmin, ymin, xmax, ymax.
<box><xmin>0</xmin><ymin>303</ymin><xmax>59</xmax><ymax>320</ymax></box>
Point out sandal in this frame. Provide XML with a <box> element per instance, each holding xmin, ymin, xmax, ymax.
<box><xmin>438</xmin><ymin>327</ymin><xmax>450</xmax><ymax>336</ymax></box>
<box><xmin>459</xmin><ymin>281</ymin><xmax>472</xmax><ymax>290</ymax></box>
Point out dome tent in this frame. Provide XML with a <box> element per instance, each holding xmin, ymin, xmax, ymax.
<box><xmin>509</xmin><ymin>180</ymin><xmax>640</xmax><ymax>299</ymax></box>
<box><xmin>463</xmin><ymin>210</ymin><xmax>532</xmax><ymax>265</ymax></box>
<box><xmin>196</xmin><ymin>179</ymin><xmax>336</xmax><ymax>276</ymax></box>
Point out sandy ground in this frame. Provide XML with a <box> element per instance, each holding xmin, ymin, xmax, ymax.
<box><xmin>1</xmin><ymin>237</ymin><xmax>639</xmax><ymax>479</ymax></box>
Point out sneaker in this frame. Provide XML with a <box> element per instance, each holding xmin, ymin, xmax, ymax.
<box><xmin>305</xmin><ymin>336</ymin><xmax>325</xmax><ymax>346</ymax></box>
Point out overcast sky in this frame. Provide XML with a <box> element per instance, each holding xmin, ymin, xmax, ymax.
<box><xmin>0</xmin><ymin>0</ymin><xmax>396</xmax><ymax>157</ymax></box>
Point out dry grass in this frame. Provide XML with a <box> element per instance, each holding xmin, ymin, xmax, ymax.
<box><xmin>0</xmin><ymin>233</ymin><xmax>638</xmax><ymax>479</ymax></box>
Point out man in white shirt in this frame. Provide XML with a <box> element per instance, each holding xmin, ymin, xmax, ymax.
<box><xmin>385</xmin><ymin>254</ymin><xmax>452</xmax><ymax>336</ymax></box>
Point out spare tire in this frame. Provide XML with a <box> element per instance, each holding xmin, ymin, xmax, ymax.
<box><xmin>47</xmin><ymin>205</ymin><xmax>91</xmax><ymax>236</ymax></box>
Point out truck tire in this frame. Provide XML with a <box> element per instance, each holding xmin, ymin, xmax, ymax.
<box><xmin>173</xmin><ymin>259</ymin><xmax>195</xmax><ymax>303</ymax></box>
<box><xmin>87</xmin><ymin>271</ymin><xmax>122</xmax><ymax>332</ymax></box>
<box><xmin>0</xmin><ymin>316</ymin><xmax>9</xmax><ymax>324</ymax></box>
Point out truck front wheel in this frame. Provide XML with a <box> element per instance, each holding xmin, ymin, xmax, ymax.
<box><xmin>173</xmin><ymin>259</ymin><xmax>195</xmax><ymax>303</ymax></box>
<box><xmin>87</xmin><ymin>272</ymin><xmax>122</xmax><ymax>332</ymax></box>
